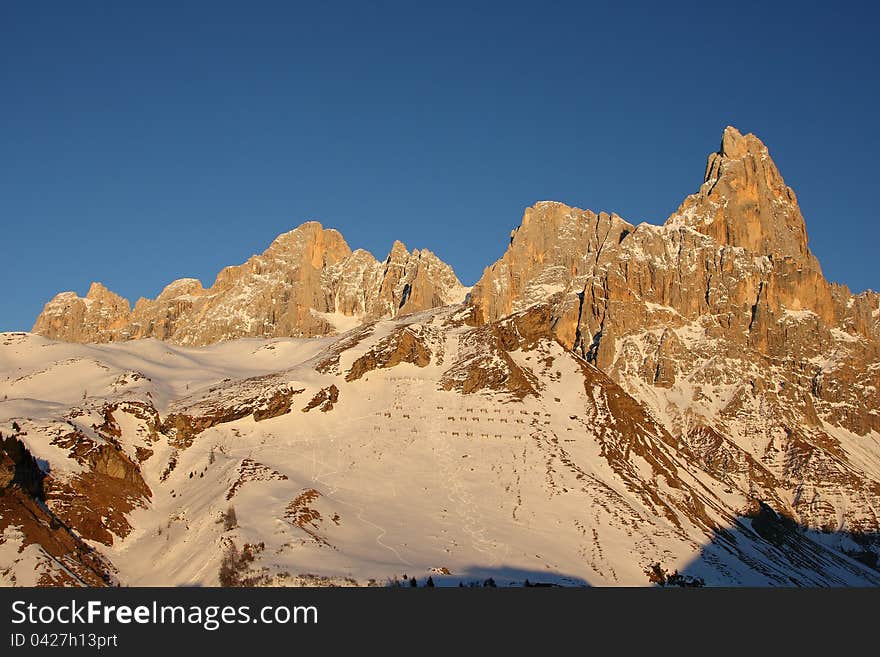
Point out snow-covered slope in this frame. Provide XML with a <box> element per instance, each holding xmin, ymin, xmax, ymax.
<box><xmin>3</xmin><ymin>304</ymin><xmax>879</xmax><ymax>586</ymax></box>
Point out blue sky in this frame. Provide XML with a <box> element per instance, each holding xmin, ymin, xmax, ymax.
<box><xmin>2</xmin><ymin>1</ymin><xmax>878</xmax><ymax>331</ymax></box>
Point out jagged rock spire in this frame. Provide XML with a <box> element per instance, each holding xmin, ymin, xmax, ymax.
<box><xmin>666</xmin><ymin>126</ymin><xmax>815</xmax><ymax>264</ymax></box>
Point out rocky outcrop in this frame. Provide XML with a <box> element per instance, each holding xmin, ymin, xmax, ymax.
<box><xmin>226</xmin><ymin>458</ymin><xmax>288</xmax><ymax>501</ymax></box>
<box><xmin>367</xmin><ymin>241</ymin><xmax>466</xmax><ymax>318</ymax></box>
<box><xmin>440</xmin><ymin>306</ymin><xmax>552</xmax><ymax>399</ymax></box>
<box><xmin>1</xmin><ymin>432</ymin><xmax>116</xmax><ymax>585</ymax></box>
<box><xmin>46</xmin><ymin>421</ymin><xmax>152</xmax><ymax>545</ymax></box>
<box><xmin>284</xmin><ymin>488</ymin><xmax>341</xmax><ymax>548</ymax></box>
<box><xmin>345</xmin><ymin>327</ymin><xmax>434</xmax><ymax>382</ymax></box>
<box><xmin>162</xmin><ymin>378</ymin><xmax>306</xmax><ymax>448</ymax></box>
<box><xmin>301</xmin><ymin>385</ymin><xmax>340</xmax><ymax>413</ymax></box>
<box><xmin>34</xmin><ymin>222</ymin><xmax>467</xmax><ymax>345</ymax></box>
<box><xmin>1</xmin><ymin>433</ymin><xmax>45</xmax><ymax>498</ymax></box>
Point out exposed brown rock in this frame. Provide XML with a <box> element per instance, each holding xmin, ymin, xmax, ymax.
<box><xmin>0</xmin><ymin>490</ymin><xmax>115</xmax><ymax>586</ymax></box>
<box><xmin>253</xmin><ymin>387</ymin><xmax>305</xmax><ymax>421</ymax></box>
<box><xmin>226</xmin><ymin>457</ymin><xmax>288</xmax><ymax>500</ymax></box>
<box><xmin>369</xmin><ymin>241</ymin><xmax>465</xmax><ymax>318</ymax></box>
<box><xmin>1</xmin><ymin>432</ymin><xmax>116</xmax><ymax>585</ymax></box>
<box><xmin>345</xmin><ymin>327</ymin><xmax>433</xmax><ymax>382</ymax></box>
<box><xmin>673</xmin><ymin>126</ymin><xmax>813</xmax><ymax>261</ymax></box>
<box><xmin>45</xmin><ymin>426</ymin><xmax>151</xmax><ymax>545</ymax></box>
<box><xmin>162</xmin><ymin>378</ymin><xmax>305</xmax><ymax>448</ymax></box>
<box><xmin>440</xmin><ymin>307</ymin><xmax>550</xmax><ymax>399</ymax></box>
<box><xmin>302</xmin><ymin>385</ymin><xmax>340</xmax><ymax>413</ymax></box>
<box><xmin>284</xmin><ymin>488</ymin><xmax>339</xmax><ymax>547</ymax></box>
<box><xmin>314</xmin><ymin>323</ymin><xmax>376</xmax><ymax>374</ymax></box>
<box><xmin>0</xmin><ymin>433</ymin><xmax>44</xmax><ymax>497</ymax></box>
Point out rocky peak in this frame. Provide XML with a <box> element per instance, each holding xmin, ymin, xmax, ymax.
<box><xmin>85</xmin><ymin>282</ymin><xmax>117</xmax><ymax>301</ymax></box>
<box><xmin>667</xmin><ymin>125</ymin><xmax>814</xmax><ymax>264</ymax></box>
<box><xmin>386</xmin><ymin>240</ymin><xmax>410</xmax><ymax>262</ymax></box>
<box><xmin>79</xmin><ymin>282</ymin><xmax>131</xmax><ymax>320</ymax></box>
<box><xmin>154</xmin><ymin>278</ymin><xmax>206</xmax><ymax>302</ymax></box>
<box><xmin>470</xmin><ymin>201</ymin><xmax>632</xmax><ymax>327</ymax></box>
<box><xmin>718</xmin><ymin>124</ymin><xmax>751</xmax><ymax>159</ymax></box>
<box><xmin>32</xmin><ymin>282</ymin><xmax>131</xmax><ymax>344</ymax></box>
<box><xmin>269</xmin><ymin>222</ymin><xmax>351</xmax><ymax>270</ymax></box>
<box><xmin>373</xmin><ymin>241</ymin><xmax>467</xmax><ymax>319</ymax></box>
<box><xmin>469</xmin><ymin>128</ymin><xmax>876</xmax><ymax>411</ymax></box>
<box><xmin>33</xmin><ymin>222</ymin><xmax>465</xmax><ymax>345</ymax></box>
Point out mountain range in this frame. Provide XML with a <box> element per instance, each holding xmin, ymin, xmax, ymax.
<box><xmin>2</xmin><ymin>126</ymin><xmax>878</xmax><ymax>586</ymax></box>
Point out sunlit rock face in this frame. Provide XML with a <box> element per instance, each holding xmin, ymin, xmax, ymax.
<box><xmin>471</xmin><ymin>126</ymin><xmax>879</xmax><ymax>434</ymax></box>
<box><xmin>33</xmin><ymin>222</ymin><xmax>468</xmax><ymax>346</ymax></box>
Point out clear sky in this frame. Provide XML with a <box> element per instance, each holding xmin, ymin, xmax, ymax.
<box><xmin>2</xmin><ymin>1</ymin><xmax>878</xmax><ymax>331</ymax></box>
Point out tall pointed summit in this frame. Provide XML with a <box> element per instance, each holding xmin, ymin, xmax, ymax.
<box><xmin>666</xmin><ymin>126</ymin><xmax>815</xmax><ymax>265</ymax></box>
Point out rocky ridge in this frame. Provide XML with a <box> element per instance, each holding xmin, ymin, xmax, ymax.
<box><xmin>33</xmin><ymin>223</ymin><xmax>467</xmax><ymax>345</ymax></box>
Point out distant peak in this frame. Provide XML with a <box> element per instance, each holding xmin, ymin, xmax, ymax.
<box><xmin>533</xmin><ymin>200</ymin><xmax>570</xmax><ymax>209</ymax></box>
<box><xmin>86</xmin><ymin>281</ymin><xmax>107</xmax><ymax>298</ymax></box>
<box><xmin>521</xmin><ymin>201</ymin><xmax>590</xmax><ymax>227</ymax></box>
<box><xmin>31</xmin><ymin>220</ymin><xmax>461</xmax><ymax>344</ymax></box>
<box><xmin>349</xmin><ymin>247</ymin><xmax>378</xmax><ymax>260</ymax></box>
<box><xmin>296</xmin><ymin>220</ymin><xmax>325</xmax><ymax>231</ymax></box>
